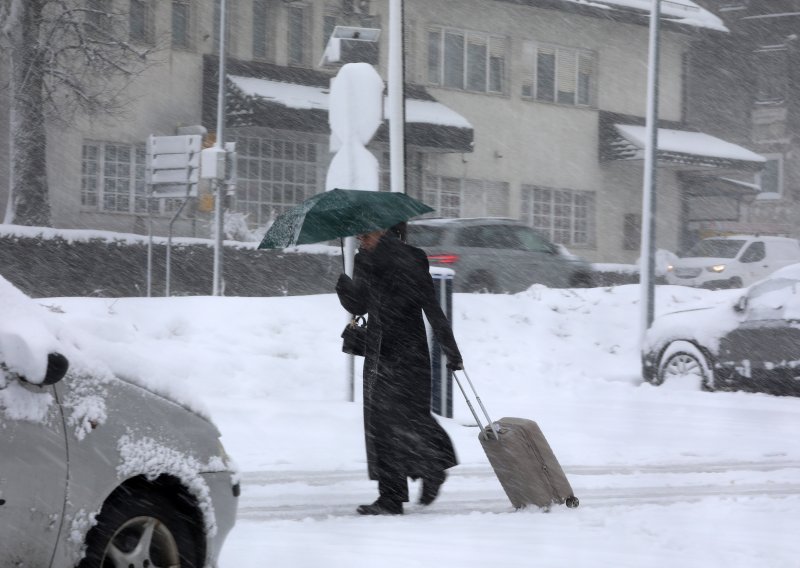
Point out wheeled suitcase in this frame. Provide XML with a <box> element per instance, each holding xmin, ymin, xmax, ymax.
<box><xmin>454</xmin><ymin>371</ymin><xmax>579</xmax><ymax>510</ymax></box>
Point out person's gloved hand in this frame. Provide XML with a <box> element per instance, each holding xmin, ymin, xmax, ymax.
<box><xmin>446</xmin><ymin>355</ymin><xmax>463</xmax><ymax>372</ymax></box>
<box><xmin>336</xmin><ymin>273</ymin><xmax>352</xmax><ymax>293</ymax></box>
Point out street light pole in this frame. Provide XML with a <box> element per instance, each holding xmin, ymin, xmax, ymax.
<box><xmin>640</xmin><ymin>0</ymin><xmax>661</xmax><ymax>341</ymax></box>
<box><xmin>213</xmin><ymin>0</ymin><xmax>227</xmax><ymax>296</ymax></box>
<box><xmin>388</xmin><ymin>0</ymin><xmax>405</xmax><ymax>194</ymax></box>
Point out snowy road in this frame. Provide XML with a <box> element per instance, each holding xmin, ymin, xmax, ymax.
<box><xmin>234</xmin><ymin>459</ymin><xmax>800</xmax><ymax>521</ymax></box>
<box><xmin>221</xmin><ymin>460</ymin><xmax>800</xmax><ymax>568</ymax></box>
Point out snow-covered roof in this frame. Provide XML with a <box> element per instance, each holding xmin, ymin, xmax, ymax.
<box><xmin>613</xmin><ymin>124</ymin><xmax>765</xmax><ymax>165</ymax></box>
<box><xmin>228</xmin><ymin>75</ymin><xmax>472</xmax><ymax>129</ymax></box>
<box><xmin>562</xmin><ymin>0</ymin><xmax>727</xmax><ymax>32</ymax></box>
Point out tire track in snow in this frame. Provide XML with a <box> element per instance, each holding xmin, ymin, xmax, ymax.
<box><xmin>236</xmin><ymin>461</ymin><xmax>800</xmax><ymax>521</ymax></box>
<box><xmin>241</xmin><ymin>459</ymin><xmax>800</xmax><ymax>485</ymax></box>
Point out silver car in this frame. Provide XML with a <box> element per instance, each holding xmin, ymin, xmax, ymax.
<box><xmin>0</xmin><ymin>282</ymin><xmax>237</xmax><ymax>567</ymax></box>
<box><xmin>407</xmin><ymin>218</ymin><xmax>594</xmax><ymax>293</ymax></box>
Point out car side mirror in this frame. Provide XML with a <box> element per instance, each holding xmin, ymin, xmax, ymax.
<box><xmin>733</xmin><ymin>296</ymin><xmax>748</xmax><ymax>313</ymax></box>
<box><xmin>41</xmin><ymin>353</ymin><xmax>69</xmax><ymax>386</ymax></box>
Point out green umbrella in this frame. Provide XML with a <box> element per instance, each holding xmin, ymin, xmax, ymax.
<box><xmin>258</xmin><ymin>188</ymin><xmax>435</xmax><ymax>249</ymax></box>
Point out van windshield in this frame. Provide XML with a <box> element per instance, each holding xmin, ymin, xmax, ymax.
<box><xmin>682</xmin><ymin>239</ymin><xmax>746</xmax><ymax>259</ymax></box>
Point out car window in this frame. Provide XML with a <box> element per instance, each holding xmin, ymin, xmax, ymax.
<box><xmin>511</xmin><ymin>226</ymin><xmax>554</xmax><ymax>253</ymax></box>
<box><xmin>740</xmin><ymin>241</ymin><xmax>765</xmax><ymax>263</ymax></box>
<box><xmin>683</xmin><ymin>239</ymin><xmax>745</xmax><ymax>258</ymax></box>
<box><xmin>406</xmin><ymin>225</ymin><xmax>444</xmax><ymax>247</ymax></box>
<box><xmin>457</xmin><ymin>226</ymin><xmax>518</xmax><ymax>249</ymax></box>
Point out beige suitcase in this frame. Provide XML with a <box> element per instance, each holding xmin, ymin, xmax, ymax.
<box><xmin>454</xmin><ymin>371</ymin><xmax>579</xmax><ymax>510</ymax></box>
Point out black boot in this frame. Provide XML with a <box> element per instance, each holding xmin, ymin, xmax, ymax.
<box><xmin>419</xmin><ymin>471</ymin><xmax>447</xmax><ymax>506</ymax></box>
<box><xmin>356</xmin><ymin>498</ymin><xmax>403</xmax><ymax>515</ymax></box>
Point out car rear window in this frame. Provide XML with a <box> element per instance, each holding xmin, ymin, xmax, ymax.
<box><xmin>406</xmin><ymin>225</ymin><xmax>444</xmax><ymax>247</ymax></box>
<box><xmin>457</xmin><ymin>226</ymin><xmax>519</xmax><ymax>248</ymax></box>
<box><xmin>683</xmin><ymin>239</ymin><xmax>746</xmax><ymax>259</ymax></box>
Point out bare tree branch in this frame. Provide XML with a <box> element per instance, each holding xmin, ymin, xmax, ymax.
<box><xmin>3</xmin><ymin>0</ymin><xmax>160</xmax><ymax>225</ymax></box>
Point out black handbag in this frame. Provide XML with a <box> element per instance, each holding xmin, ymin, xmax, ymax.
<box><xmin>341</xmin><ymin>315</ymin><xmax>367</xmax><ymax>357</ymax></box>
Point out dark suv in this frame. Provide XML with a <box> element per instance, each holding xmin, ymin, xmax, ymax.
<box><xmin>406</xmin><ymin>218</ymin><xmax>594</xmax><ymax>293</ymax></box>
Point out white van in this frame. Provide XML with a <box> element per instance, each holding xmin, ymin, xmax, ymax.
<box><xmin>665</xmin><ymin>235</ymin><xmax>800</xmax><ymax>289</ymax></box>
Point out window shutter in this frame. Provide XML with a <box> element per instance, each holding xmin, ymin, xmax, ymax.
<box><xmin>427</xmin><ymin>28</ymin><xmax>442</xmax><ymax>85</ymax></box>
<box><xmin>521</xmin><ymin>42</ymin><xmax>535</xmax><ymax>97</ymax></box>
<box><xmin>488</xmin><ymin>36</ymin><xmax>506</xmax><ymax>93</ymax></box>
<box><xmin>556</xmin><ymin>49</ymin><xmax>576</xmax><ymax>104</ymax></box>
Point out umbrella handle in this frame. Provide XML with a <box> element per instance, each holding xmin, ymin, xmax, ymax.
<box><xmin>340</xmin><ymin>238</ymin><xmax>345</xmax><ymax>272</ymax></box>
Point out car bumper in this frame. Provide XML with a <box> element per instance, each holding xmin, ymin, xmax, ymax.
<box><xmin>202</xmin><ymin>470</ymin><xmax>239</xmax><ymax>566</ymax></box>
<box><xmin>665</xmin><ymin>275</ymin><xmax>739</xmax><ymax>289</ymax></box>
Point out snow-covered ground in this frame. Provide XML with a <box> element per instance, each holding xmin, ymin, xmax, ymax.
<box><xmin>40</xmin><ymin>284</ymin><xmax>800</xmax><ymax>567</ymax></box>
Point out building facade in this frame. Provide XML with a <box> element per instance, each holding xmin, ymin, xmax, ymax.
<box><xmin>0</xmin><ymin>0</ymin><xmax>766</xmax><ymax>263</ymax></box>
<box><xmin>687</xmin><ymin>0</ymin><xmax>800</xmax><ymax>249</ymax></box>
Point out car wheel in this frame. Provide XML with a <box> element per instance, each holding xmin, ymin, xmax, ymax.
<box><xmin>80</xmin><ymin>487</ymin><xmax>202</xmax><ymax>568</ymax></box>
<box><xmin>464</xmin><ymin>272</ymin><xmax>497</xmax><ymax>293</ymax></box>
<box><xmin>729</xmin><ymin>277</ymin><xmax>743</xmax><ymax>289</ymax></box>
<box><xmin>656</xmin><ymin>341</ymin><xmax>717</xmax><ymax>392</ymax></box>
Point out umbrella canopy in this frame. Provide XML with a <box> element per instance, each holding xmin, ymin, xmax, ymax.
<box><xmin>258</xmin><ymin>188</ymin><xmax>435</xmax><ymax>249</ymax></box>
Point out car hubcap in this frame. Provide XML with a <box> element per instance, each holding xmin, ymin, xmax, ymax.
<box><xmin>662</xmin><ymin>354</ymin><xmax>707</xmax><ymax>389</ymax></box>
<box><xmin>102</xmin><ymin>516</ymin><xmax>180</xmax><ymax>568</ymax></box>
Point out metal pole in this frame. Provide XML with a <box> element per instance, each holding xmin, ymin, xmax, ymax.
<box><xmin>165</xmin><ymin>196</ymin><xmax>191</xmax><ymax>296</ymax></box>
<box><xmin>146</xmin><ymin>198</ymin><xmax>153</xmax><ymax>297</ymax></box>
<box><xmin>212</xmin><ymin>0</ymin><xmax>227</xmax><ymax>296</ymax></box>
<box><xmin>388</xmin><ymin>0</ymin><xmax>405</xmax><ymax>193</ymax></box>
<box><xmin>640</xmin><ymin>0</ymin><xmax>661</xmax><ymax>341</ymax></box>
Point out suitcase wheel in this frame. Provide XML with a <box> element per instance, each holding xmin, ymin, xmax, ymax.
<box><xmin>565</xmin><ymin>496</ymin><xmax>580</xmax><ymax>508</ymax></box>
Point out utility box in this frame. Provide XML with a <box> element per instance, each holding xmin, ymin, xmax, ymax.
<box><xmin>200</xmin><ymin>147</ymin><xmax>227</xmax><ymax>180</ymax></box>
<box><xmin>429</xmin><ymin>267</ymin><xmax>455</xmax><ymax>418</ymax></box>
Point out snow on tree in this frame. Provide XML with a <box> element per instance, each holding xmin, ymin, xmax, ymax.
<box><xmin>0</xmin><ymin>0</ymin><xmax>153</xmax><ymax>226</ymax></box>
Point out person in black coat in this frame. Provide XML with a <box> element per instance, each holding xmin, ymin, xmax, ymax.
<box><xmin>336</xmin><ymin>228</ymin><xmax>463</xmax><ymax>515</ymax></box>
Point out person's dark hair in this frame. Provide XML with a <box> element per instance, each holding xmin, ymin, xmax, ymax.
<box><xmin>389</xmin><ymin>222</ymin><xmax>407</xmax><ymax>242</ymax></box>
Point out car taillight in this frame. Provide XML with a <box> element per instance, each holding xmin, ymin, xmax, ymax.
<box><xmin>428</xmin><ymin>253</ymin><xmax>459</xmax><ymax>264</ymax></box>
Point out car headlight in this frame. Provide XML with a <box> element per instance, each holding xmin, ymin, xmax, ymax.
<box><xmin>706</xmin><ymin>264</ymin><xmax>726</xmax><ymax>273</ymax></box>
<box><xmin>666</xmin><ymin>264</ymin><xmax>674</xmax><ymax>272</ymax></box>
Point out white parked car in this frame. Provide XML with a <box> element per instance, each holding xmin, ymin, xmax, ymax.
<box><xmin>0</xmin><ymin>276</ymin><xmax>237</xmax><ymax>567</ymax></box>
<box><xmin>643</xmin><ymin>263</ymin><xmax>800</xmax><ymax>395</ymax></box>
<box><xmin>665</xmin><ymin>235</ymin><xmax>800</xmax><ymax>289</ymax></box>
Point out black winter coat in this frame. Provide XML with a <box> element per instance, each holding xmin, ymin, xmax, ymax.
<box><xmin>336</xmin><ymin>233</ymin><xmax>462</xmax><ymax>484</ymax></box>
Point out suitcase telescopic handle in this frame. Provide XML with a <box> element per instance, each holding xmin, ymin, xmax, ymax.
<box><xmin>453</xmin><ymin>369</ymin><xmax>500</xmax><ymax>441</ymax></box>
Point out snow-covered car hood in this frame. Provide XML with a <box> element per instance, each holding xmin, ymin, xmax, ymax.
<box><xmin>644</xmin><ymin>303</ymin><xmax>741</xmax><ymax>354</ymax></box>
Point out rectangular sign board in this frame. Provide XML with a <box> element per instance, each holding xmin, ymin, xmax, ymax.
<box><xmin>147</xmin><ymin>134</ymin><xmax>202</xmax><ymax>196</ymax></box>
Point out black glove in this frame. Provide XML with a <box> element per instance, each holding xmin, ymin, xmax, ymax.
<box><xmin>446</xmin><ymin>355</ymin><xmax>463</xmax><ymax>372</ymax></box>
<box><xmin>336</xmin><ymin>273</ymin><xmax>352</xmax><ymax>293</ymax></box>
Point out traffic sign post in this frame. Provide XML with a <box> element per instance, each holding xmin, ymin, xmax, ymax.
<box><xmin>145</xmin><ymin>134</ymin><xmax>202</xmax><ymax>297</ymax></box>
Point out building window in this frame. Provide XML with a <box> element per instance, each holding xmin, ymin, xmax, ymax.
<box><xmin>129</xmin><ymin>0</ymin><xmax>152</xmax><ymax>44</ymax></box>
<box><xmin>522</xmin><ymin>41</ymin><xmax>596</xmax><ymax>107</ymax></box>
<box><xmin>427</xmin><ymin>27</ymin><xmax>506</xmax><ymax>94</ymax></box>
<box><xmin>423</xmin><ymin>176</ymin><xmax>509</xmax><ymax>218</ymax></box>
<box><xmin>82</xmin><ymin>142</ymin><xmax>150</xmax><ymax>214</ymax></box>
<box><xmin>623</xmin><ymin>213</ymin><xmax>641</xmax><ymax>251</ymax></box>
<box><xmin>754</xmin><ymin>46</ymin><xmax>787</xmax><ymax>105</ymax></box>
<box><xmin>288</xmin><ymin>4</ymin><xmax>309</xmax><ymax>66</ymax></box>
<box><xmin>253</xmin><ymin>0</ymin><xmax>270</xmax><ymax>59</ymax></box>
<box><xmin>520</xmin><ymin>185</ymin><xmax>595</xmax><ymax>247</ymax></box>
<box><xmin>231</xmin><ymin>133</ymin><xmax>323</xmax><ymax>228</ymax></box>
<box><xmin>171</xmin><ymin>0</ymin><xmax>191</xmax><ymax>49</ymax></box>
<box><xmin>757</xmin><ymin>155</ymin><xmax>783</xmax><ymax>197</ymax></box>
